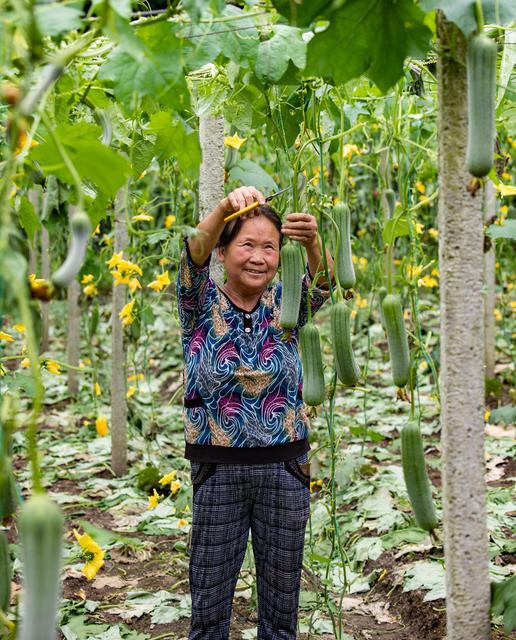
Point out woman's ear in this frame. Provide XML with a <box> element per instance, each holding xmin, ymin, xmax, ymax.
<box><xmin>218</xmin><ymin>246</ymin><xmax>225</xmax><ymax>262</ymax></box>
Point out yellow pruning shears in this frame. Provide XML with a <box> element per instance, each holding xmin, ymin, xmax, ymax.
<box><xmin>223</xmin><ymin>185</ymin><xmax>293</xmax><ymax>222</ymax></box>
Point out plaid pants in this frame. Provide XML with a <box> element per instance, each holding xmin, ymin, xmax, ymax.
<box><xmin>188</xmin><ymin>457</ymin><xmax>310</xmax><ymax>640</ymax></box>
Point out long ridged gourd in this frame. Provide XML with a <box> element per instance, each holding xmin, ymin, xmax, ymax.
<box><xmin>300</xmin><ymin>323</ymin><xmax>325</xmax><ymax>406</ymax></box>
<box><xmin>0</xmin><ymin>530</ymin><xmax>11</xmax><ymax>612</ymax></box>
<box><xmin>18</xmin><ymin>493</ymin><xmax>64</xmax><ymax>640</ymax></box>
<box><xmin>331</xmin><ymin>302</ymin><xmax>360</xmax><ymax>386</ymax></box>
<box><xmin>381</xmin><ymin>293</ymin><xmax>410</xmax><ymax>387</ymax></box>
<box><xmin>466</xmin><ymin>33</ymin><xmax>497</xmax><ymax>177</ymax></box>
<box><xmin>51</xmin><ymin>210</ymin><xmax>91</xmax><ymax>288</ymax></box>
<box><xmin>401</xmin><ymin>422</ymin><xmax>437</xmax><ymax>532</ymax></box>
<box><xmin>280</xmin><ymin>243</ymin><xmax>304</xmax><ymax>329</ymax></box>
<box><xmin>333</xmin><ymin>202</ymin><xmax>355</xmax><ymax>290</ymax></box>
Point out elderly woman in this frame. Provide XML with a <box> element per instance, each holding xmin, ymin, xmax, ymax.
<box><xmin>177</xmin><ymin>186</ymin><xmax>333</xmax><ymax>640</ymax></box>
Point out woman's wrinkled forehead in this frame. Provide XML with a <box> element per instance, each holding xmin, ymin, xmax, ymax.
<box><xmin>218</xmin><ymin>206</ymin><xmax>284</xmax><ymax>248</ymax></box>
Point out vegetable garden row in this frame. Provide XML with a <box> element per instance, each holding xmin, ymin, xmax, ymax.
<box><xmin>1</xmin><ymin>0</ymin><xmax>516</xmax><ymax>639</ymax></box>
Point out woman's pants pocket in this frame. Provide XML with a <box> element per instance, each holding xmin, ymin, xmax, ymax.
<box><xmin>284</xmin><ymin>456</ymin><xmax>310</xmax><ymax>489</ymax></box>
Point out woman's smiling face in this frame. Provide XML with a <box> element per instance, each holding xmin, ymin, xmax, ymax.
<box><xmin>218</xmin><ymin>215</ymin><xmax>281</xmax><ymax>296</ymax></box>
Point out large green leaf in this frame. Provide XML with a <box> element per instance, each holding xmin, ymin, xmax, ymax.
<box><xmin>30</xmin><ymin>121</ymin><xmax>131</xmax><ymax>197</ymax></box>
<box><xmin>17</xmin><ymin>195</ymin><xmax>41</xmax><ymax>245</ymax></box>
<box><xmin>229</xmin><ymin>159</ymin><xmax>277</xmax><ymax>192</ymax></box>
<box><xmin>486</xmin><ymin>219</ymin><xmax>516</xmax><ymax>240</ymax></box>
<box><xmin>100</xmin><ymin>4</ymin><xmax>148</xmax><ymax>61</ymax></box>
<box><xmin>305</xmin><ymin>0</ymin><xmax>431</xmax><ymax>93</ymax></box>
<box><xmin>182</xmin><ymin>0</ymin><xmax>224</xmax><ymax>23</ymax></box>
<box><xmin>255</xmin><ymin>25</ymin><xmax>306</xmax><ymax>85</ymax></box>
<box><xmin>147</xmin><ymin>112</ymin><xmax>201</xmax><ymax>175</ymax></box>
<box><xmin>180</xmin><ymin>21</ymin><xmax>226</xmax><ymax>72</ymax></box>
<box><xmin>271</xmin><ymin>0</ymin><xmax>335</xmax><ymax>27</ymax></box>
<box><xmin>98</xmin><ymin>22</ymin><xmax>190</xmax><ymax>111</ymax></box>
<box><xmin>420</xmin><ymin>0</ymin><xmax>516</xmax><ymax>37</ymax></box>
<box><xmin>220</xmin><ymin>5</ymin><xmax>260</xmax><ymax>68</ymax></box>
<box><xmin>35</xmin><ymin>4</ymin><xmax>83</xmax><ymax>37</ymax></box>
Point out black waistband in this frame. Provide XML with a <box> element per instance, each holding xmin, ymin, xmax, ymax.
<box><xmin>184</xmin><ymin>438</ymin><xmax>310</xmax><ymax>464</ymax></box>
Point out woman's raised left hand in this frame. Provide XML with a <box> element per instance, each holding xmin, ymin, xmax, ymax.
<box><xmin>281</xmin><ymin>213</ymin><xmax>318</xmax><ymax>248</ymax></box>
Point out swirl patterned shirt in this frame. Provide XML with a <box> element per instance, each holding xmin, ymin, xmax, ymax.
<box><xmin>177</xmin><ymin>240</ymin><xmax>330</xmax><ymax>463</ymax></box>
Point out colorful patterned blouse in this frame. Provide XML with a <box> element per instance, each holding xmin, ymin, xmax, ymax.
<box><xmin>177</xmin><ymin>240</ymin><xmax>330</xmax><ymax>463</ymax></box>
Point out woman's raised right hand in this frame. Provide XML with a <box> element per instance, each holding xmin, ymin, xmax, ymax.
<box><xmin>220</xmin><ymin>186</ymin><xmax>265</xmax><ymax>217</ymax></box>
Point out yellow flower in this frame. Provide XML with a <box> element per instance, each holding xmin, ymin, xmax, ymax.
<box><xmin>418</xmin><ymin>275</ymin><xmax>439</xmax><ymax>288</ymax></box>
<box><xmin>96</xmin><ymin>415</ymin><xmax>108</xmax><ymax>436</ymax></box>
<box><xmin>428</xmin><ymin>228</ymin><xmax>438</xmax><ymax>239</ymax></box>
<box><xmin>14</xmin><ymin>131</ymin><xmax>38</xmax><ymax>155</ymax></box>
<box><xmin>406</xmin><ymin>264</ymin><xmax>423</xmax><ymax>280</ymax></box>
<box><xmin>159</xmin><ymin>258</ymin><xmax>170</xmax><ymax>266</ymax></box>
<box><xmin>111</xmin><ymin>270</ymin><xmax>130</xmax><ymax>286</ymax></box>
<box><xmin>83</xmin><ymin>283</ymin><xmax>98</xmax><ymax>296</ymax></box>
<box><xmin>20</xmin><ymin>357</ymin><xmax>30</xmax><ymax>367</ymax></box>
<box><xmin>416</xmin><ymin>181</ymin><xmax>426</xmax><ymax>194</ymax></box>
<box><xmin>431</xmin><ymin>268</ymin><xmax>439</xmax><ymax>278</ymax></box>
<box><xmin>0</xmin><ymin>364</ymin><xmax>6</xmax><ymax>376</ymax></box>
<box><xmin>493</xmin><ymin>308</ymin><xmax>502</xmax><ymax>321</ymax></box>
<box><xmin>148</xmin><ymin>271</ymin><xmax>171</xmax><ymax>292</ymax></box>
<box><xmin>309</xmin><ymin>479</ymin><xmax>323</xmax><ymax>493</ymax></box>
<box><xmin>0</xmin><ymin>331</ymin><xmax>14</xmax><ymax>342</ymax></box>
<box><xmin>147</xmin><ymin>489</ymin><xmax>160</xmax><ymax>509</ymax></box>
<box><xmin>170</xmin><ymin>479</ymin><xmax>181</xmax><ymax>494</ymax></box>
<box><xmin>73</xmin><ymin>529</ymin><xmax>106</xmax><ymax>580</ymax></box>
<box><xmin>45</xmin><ymin>360</ymin><xmax>61</xmax><ymax>375</ymax></box>
<box><xmin>224</xmin><ymin>133</ymin><xmax>247</xmax><ymax>150</ymax></box>
<box><xmin>13</xmin><ymin>323</ymin><xmax>26</xmax><ymax>333</ymax></box>
<box><xmin>342</xmin><ymin>143</ymin><xmax>360</xmax><ymax>160</ymax></box>
<box><xmin>93</xmin><ymin>224</ymin><xmax>101</xmax><ymax>236</ymax></box>
<box><xmin>128</xmin><ymin>278</ymin><xmax>141</xmax><ymax>295</ymax></box>
<box><xmin>126</xmin><ymin>385</ymin><xmax>136</xmax><ymax>398</ymax></box>
<box><xmin>119</xmin><ymin>299</ymin><xmax>136</xmax><ymax>326</ymax></box>
<box><xmin>138</xmin><ymin>171</ymin><xmax>147</xmax><ymax>181</ymax></box>
<box><xmin>352</xmin><ymin>255</ymin><xmax>357</xmax><ymax>264</ymax></box>
<box><xmin>28</xmin><ymin>273</ymin><xmax>46</xmax><ymax>289</ymax></box>
<box><xmin>177</xmin><ymin>518</ymin><xmax>188</xmax><ymax>528</ymax></box>
<box><xmin>354</xmin><ymin>292</ymin><xmax>368</xmax><ymax>309</ymax></box>
<box><xmin>165</xmin><ymin>215</ymin><xmax>175</xmax><ymax>228</ymax></box>
<box><xmin>419</xmin><ymin>361</ymin><xmax>428</xmax><ymax>370</ymax></box>
<box><xmin>510</xmin><ymin>301</ymin><xmax>516</xmax><ymax>313</ymax></box>
<box><xmin>81</xmin><ymin>274</ymin><xmax>94</xmax><ymax>284</ymax></box>
<box><xmin>159</xmin><ymin>470</ymin><xmax>178</xmax><ymax>485</ymax></box>
<box><xmin>128</xmin><ymin>373</ymin><xmax>144</xmax><ymax>382</ymax></box>
<box><xmin>500</xmin><ymin>205</ymin><xmax>508</xmax><ymax>214</ymax></box>
<box><xmin>414</xmin><ymin>222</ymin><xmax>424</xmax><ymax>234</ymax></box>
<box><xmin>358</xmin><ymin>257</ymin><xmax>368</xmax><ymax>269</ymax></box>
<box><xmin>501</xmin><ymin>172</ymin><xmax>511</xmax><ymax>180</ymax></box>
<box><xmin>95</xmin><ymin>382</ymin><xmax>101</xmax><ymax>396</ymax></box>
<box><xmin>496</xmin><ymin>183</ymin><xmax>516</xmax><ymax>197</ymax></box>
<box><xmin>105</xmin><ymin>251</ymin><xmax>125</xmax><ymax>269</ymax></box>
<box><xmin>133</xmin><ymin>212</ymin><xmax>154</xmax><ymax>222</ymax></box>
<box><xmin>103</xmin><ymin>235</ymin><xmax>112</xmax><ymax>246</ymax></box>
<box><xmin>484</xmin><ymin>410</ymin><xmax>490</xmax><ymax>421</ymax></box>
